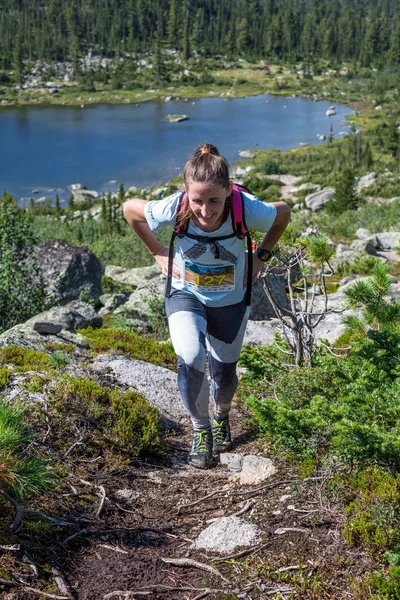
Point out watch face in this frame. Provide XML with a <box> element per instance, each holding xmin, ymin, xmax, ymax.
<box><xmin>257</xmin><ymin>248</ymin><xmax>273</xmax><ymax>262</ymax></box>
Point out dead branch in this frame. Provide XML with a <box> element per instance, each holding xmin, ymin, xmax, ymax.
<box><xmin>212</xmin><ymin>540</ymin><xmax>273</xmax><ymax>562</ymax></box>
<box><xmin>0</xmin><ymin>577</ymin><xmax>70</xmax><ymax>599</ymax></box>
<box><xmin>103</xmin><ymin>593</ymin><xmax>152</xmax><ymax>599</ymax></box>
<box><xmin>0</xmin><ymin>484</ymin><xmax>23</xmax><ymax>532</ymax></box>
<box><xmin>25</xmin><ymin>510</ymin><xmax>75</xmax><ymax>527</ymax></box>
<box><xmin>160</xmin><ymin>557</ymin><xmax>231</xmax><ymax>585</ymax></box>
<box><xmin>177</xmin><ymin>488</ymin><xmax>229</xmax><ymax>514</ymax></box>
<box><xmin>103</xmin><ymin>588</ymin><xmax>235</xmax><ymax>600</ymax></box>
<box><xmin>99</xmin><ymin>544</ymin><xmax>128</xmax><ymax>555</ymax></box>
<box><xmin>0</xmin><ymin>545</ymin><xmax>20</xmax><ymax>551</ymax></box>
<box><xmin>51</xmin><ymin>566</ymin><xmax>73</xmax><ymax>598</ymax></box>
<box><xmin>62</xmin><ymin>425</ymin><xmax>86</xmax><ymax>458</ymax></box>
<box><xmin>274</xmin><ymin>527</ymin><xmax>310</xmax><ymax>535</ymax></box>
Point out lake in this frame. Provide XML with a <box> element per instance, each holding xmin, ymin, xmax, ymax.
<box><xmin>0</xmin><ymin>94</ymin><xmax>354</xmax><ymax>202</ymax></box>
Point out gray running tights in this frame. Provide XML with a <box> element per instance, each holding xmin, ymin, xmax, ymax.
<box><xmin>165</xmin><ymin>290</ymin><xmax>250</xmax><ymax>430</ymax></box>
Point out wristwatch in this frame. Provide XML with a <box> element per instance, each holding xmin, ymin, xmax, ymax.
<box><xmin>256</xmin><ymin>247</ymin><xmax>274</xmax><ymax>262</ymax></box>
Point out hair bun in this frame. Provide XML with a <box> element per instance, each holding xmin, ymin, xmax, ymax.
<box><xmin>196</xmin><ymin>142</ymin><xmax>220</xmax><ymax>158</ymax></box>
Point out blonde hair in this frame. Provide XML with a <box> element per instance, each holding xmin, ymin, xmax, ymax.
<box><xmin>177</xmin><ymin>143</ymin><xmax>231</xmax><ymax>228</ymax></box>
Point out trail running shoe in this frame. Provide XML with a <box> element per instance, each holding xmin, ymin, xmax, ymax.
<box><xmin>188</xmin><ymin>429</ymin><xmax>214</xmax><ymax>469</ymax></box>
<box><xmin>211</xmin><ymin>415</ymin><xmax>232</xmax><ymax>454</ymax></box>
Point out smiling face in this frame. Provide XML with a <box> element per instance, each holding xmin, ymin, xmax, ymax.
<box><xmin>186</xmin><ymin>181</ymin><xmax>232</xmax><ymax>232</ymax></box>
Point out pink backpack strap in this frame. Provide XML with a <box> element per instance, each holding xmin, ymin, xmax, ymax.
<box><xmin>231</xmin><ymin>185</ymin><xmax>248</xmax><ymax>237</ymax></box>
<box><xmin>174</xmin><ymin>192</ymin><xmax>188</xmax><ymax>234</ymax></box>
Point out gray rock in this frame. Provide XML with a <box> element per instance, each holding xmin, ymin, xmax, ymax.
<box><xmin>91</xmin><ymin>355</ymin><xmax>186</xmax><ymax>424</ymax></box>
<box><xmin>26</xmin><ymin>301</ymin><xmax>102</xmax><ymax>332</ymax></box>
<box><xmin>250</xmin><ymin>276</ymin><xmax>288</xmax><ymax>320</ymax></box>
<box><xmin>290</xmin><ymin>183</ymin><xmax>320</xmax><ymax>194</ymax></box>
<box><xmin>239</xmin><ymin>150</ymin><xmax>256</xmax><ymax>159</ymax></box>
<box><xmin>98</xmin><ymin>293</ymin><xmax>129</xmax><ymax>315</ymax></box>
<box><xmin>0</xmin><ymin>323</ymin><xmax>88</xmax><ymax>351</ymax></box>
<box><xmin>220</xmin><ymin>453</ymin><xmax>276</xmax><ymax>485</ymax></box>
<box><xmin>355</xmin><ymin>228</ymin><xmax>372</xmax><ymax>240</ymax></box>
<box><xmin>114</xmin><ymin>280</ymin><xmax>165</xmax><ymax>321</ymax></box>
<box><xmin>305</xmin><ymin>188</ymin><xmax>335</xmax><ymax>211</ymax></box>
<box><xmin>350</xmin><ymin>238</ymin><xmax>378</xmax><ymax>255</ymax></box>
<box><xmin>193</xmin><ymin>516</ymin><xmax>261</xmax><ymax>553</ymax></box>
<box><xmin>105</xmin><ymin>264</ymin><xmax>162</xmax><ymax>288</ymax></box>
<box><xmin>243</xmin><ymin>320</ymin><xmax>278</xmax><ymax>346</ymax></box>
<box><xmin>376</xmin><ymin>232</ymin><xmax>400</xmax><ymax>250</ymax></box>
<box><xmin>34</xmin><ymin>240</ymin><xmax>103</xmax><ymax>304</ymax></box>
<box><xmin>33</xmin><ymin>321</ymin><xmax>63</xmax><ymax>334</ymax></box>
<box><xmin>356</xmin><ymin>172</ymin><xmax>378</xmax><ymax>192</ymax></box>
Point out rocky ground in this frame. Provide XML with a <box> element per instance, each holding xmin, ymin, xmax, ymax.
<box><xmin>0</xmin><ymin>354</ymin><xmax>378</xmax><ymax>600</ymax></box>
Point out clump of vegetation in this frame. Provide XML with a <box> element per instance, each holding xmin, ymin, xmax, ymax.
<box><xmin>0</xmin><ymin>345</ymin><xmax>52</xmax><ymax>370</ymax></box>
<box><xmin>48</xmin><ymin>376</ymin><xmax>161</xmax><ymax>458</ymax></box>
<box><xmin>109</xmin><ymin>389</ymin><xmax>161</xmax><ymax>455</ymax></box>
<box><xmin>81</xmin><ymin>327</ymin><xmax>176</xmax><ymax>370</ymax></box>
<box><xmin>0</xmin><ymin>366</ymin><xmax>13</xmax><ymax>389</ymax></box>
<box><xmin>240</xmin><ymin>263</ymin><xmax>400</xmax><ymax>468</ymax></box>
<box><xmin>0</xmin><ymin>193</ymin><xmax>46</xmax><ymax>333</ymax></box>
<box><xmin>0</xmin><ymin>400</ymin><xmax>54</xmax><ymax>503</ymax></box>
<box><xmin>343</xmin><ymin>468</ymin><xmax>400</xmax><ymax>557</ymax></box>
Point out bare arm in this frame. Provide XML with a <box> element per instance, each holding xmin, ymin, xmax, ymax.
<box><xmin>252</xmin><ymin>201</ymin><xmax>291</xmax><ymax>282</ymax></box>
<box><xmin>123</xmin><ymin>198</ymin><xmax>180</xmax><ymax>277</ymax></box>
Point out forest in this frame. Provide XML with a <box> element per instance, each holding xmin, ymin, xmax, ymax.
<box><xmin>1</xmin><ymin>0</ymin><xmax>400</xmax><ymax>77</ymax></box>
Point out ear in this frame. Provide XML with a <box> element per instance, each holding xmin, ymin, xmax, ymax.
<box><xmin>227</xmin><ymin>181</ymin><xmax>233</xmax><ymax>196</ymax></box>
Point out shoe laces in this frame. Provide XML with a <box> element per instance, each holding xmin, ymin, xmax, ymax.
<box><xmin>192</xmin><ymin>430</ymin><xmax>212</xmax><ymax>454</ymax></box>
<box><xmin>212</xmin><ymin>417</ymin><xmax>229</xmax><ymax>444</ymax></box>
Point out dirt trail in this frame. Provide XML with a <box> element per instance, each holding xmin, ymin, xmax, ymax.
<box><xmin>48</xmin><ymin>407</ymin><xmax>375</xmax><ymax>600</ymax></box>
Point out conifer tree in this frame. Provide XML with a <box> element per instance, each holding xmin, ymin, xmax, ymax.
<box><xmin>326</xmin><ymin>168</ymin><xmax>358</xmax><ymax>216</ymax></box>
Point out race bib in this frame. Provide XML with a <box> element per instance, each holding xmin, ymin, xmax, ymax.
<box><xmin>184</xmin><ymin>261</ymin><xmax>235</xmax><ymax>292</ymax></box>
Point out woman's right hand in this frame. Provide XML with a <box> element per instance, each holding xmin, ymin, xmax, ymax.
<box><xmin>153</xmin><ymin>247</ymin><xmax>181</xmax><ymax>279</ymax></box>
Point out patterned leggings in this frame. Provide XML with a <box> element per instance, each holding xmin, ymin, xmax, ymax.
<box><xmin>165</xmin><ymin>290</ymin><xmax>250</xmax><ymax>430</ymax></box>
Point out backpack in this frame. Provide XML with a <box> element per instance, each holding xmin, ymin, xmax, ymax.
<box><xmin>165</xmin><ymin>184</ymin><xmax>254</xmax><ymax>305</ymax></box>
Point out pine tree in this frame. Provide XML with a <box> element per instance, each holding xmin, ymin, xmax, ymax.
<box><xmin>326</xmin><ymin>168</ymin><xmax>358</xmax><ymax>215</ymax></box>
<box><xmin>0</xmin><ymin>194</ymin><xmax>46</xmax><ymax>332</ymax></box>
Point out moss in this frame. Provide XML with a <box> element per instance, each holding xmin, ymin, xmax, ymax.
<box><xmin>23</xmin><ymin>374</ymin><xmax>49</xmax><ymax>393</ymax></box>
<box><xmin>0</xmin><ymin>345</ymin><xmax>51</xmax><ymax>370</ymax></box>
<box><xmin>43</xmin><ymin>342</ymin><xmax>75</xmax><ymax>354</ymax></box>
<box><xmin>80</xmin><ymin>327</ymin><xmax>177</xmax><ymax>370</ymax></box>
<box><xmin>343</xmin><ymin>468</ymin><xmax>400</xmax><ymax>557</ymax></box>
<box><xmin>109</xmin><ymin>389</ymin><xmax>161</xmax><ymax>455</ymax></box>
<box><xmin>48</xmin><ymin>376</ymin><xmax>161</xmax><ymax>458</ymax></box>
<box><xmin>0</xmin><ymin>366</ymin><xmax>13</xmax><ymax>389</ymax></box>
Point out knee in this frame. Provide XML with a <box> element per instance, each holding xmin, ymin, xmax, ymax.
<box><xmin>177</xmin><ymin>350</ymin><xmax>206</xmax><ymax>373</ymax></box>
<box><xmin>210</xmin><ymin>356</ymin><xmax>237</xmax><ymax>385</ymax></box>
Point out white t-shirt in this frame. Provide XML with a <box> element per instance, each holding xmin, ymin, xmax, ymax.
<box><xmin>144</xmin><ymin>191</ymin><xmax>277</xmax><ymax>307</ymax></box>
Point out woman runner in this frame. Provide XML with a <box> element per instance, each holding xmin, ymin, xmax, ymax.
<box><xmin>123</xmin><ymin>143</ymin><xmax>290</xmax><ymax>469</ymax></box>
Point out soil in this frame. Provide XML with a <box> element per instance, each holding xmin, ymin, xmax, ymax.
<box><xmin>0</xmin><ymin>406</ymin><xmax>378</xmax><ymax>600</ymax></box>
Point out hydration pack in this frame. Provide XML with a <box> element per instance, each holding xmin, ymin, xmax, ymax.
<box><xmin>165</xmin><ymin>184</ymin><xmax>254</xmax><ymax>305</ymax></box>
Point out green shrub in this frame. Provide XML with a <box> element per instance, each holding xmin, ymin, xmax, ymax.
<box><xmin>343</xmin><ymin>468</ymin><xmax>400</xmax><ymax>557</ymax></box>
<box><xmin>0</xmin><ymin>194</ymin><xmax>46</xmax><ymax>332</ymax></box>
<box><xmin>0</xmin><ymin>400</ymin><xmax>54</xmax><ymax>500</ymax></box>
<box><xmin>109</xmin><ymin>389</ymin><xmax>161</xmax><ymax>455</ymax></box>
<box><xmin>49</xmin><ymin>376</ymin><xmax>161</xmax><ymax>458</ymax></box>
<box><xmin>0</xmin><ymin>345</ymin><xmax>51</xmax><ymax>370</ymax></box>
<box><xmin>81</xmin><ymin>327</ymin><xmax>176</xmax><ymax>370</ymax></box>
<box><xmin>0</xmin><ymin>366</ymin><xmax>13</xmax><ymax>389</ymax></box>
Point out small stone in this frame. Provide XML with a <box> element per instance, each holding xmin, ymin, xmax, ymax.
<box><xmin>193</xmin><ymin>516</ymin><xmax>261</xmax><ymax>553</ymax></box>
<box><xmin>279</xmin><ymin>494</ymin><xmax>292</xmax><ymax>504</ymax></box>
<box><xmin>33</xmin><ymin>321</ymin><xmax>63</xmax><ymax>334</ymax></box>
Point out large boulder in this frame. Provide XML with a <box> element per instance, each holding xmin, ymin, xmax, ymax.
<box><xmin>0</xmin><ymin>323</ymin><xmax>88</xmax><ymax>351</ymax></box>
<box><xmin>34</xmin><ymin>240</ymin><xmax>103</xmax><ymax>304</ymax></box>
<box><xmin>305</xmin><ymin>188</ymin><xmax>335</xmax><ymax>211</ymax></box>
<box><xmin>25</xmin><ymin>300</ymin><xmax>102</xmax><ymax>332</ymax></box>
<box><xmin>250</xmin><ymin>275</ymin><xmax>288</xmax><ymax>320</ymax></box>
<box><xmin>105</xmin><ymin>264</ymin><xmax>162</xmax><ymax>288</ymax></box>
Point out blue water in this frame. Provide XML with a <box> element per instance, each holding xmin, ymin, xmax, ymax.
<box><xmin>0</xmin><ymin>94</ymin><xmax>353</xmax><ymax>202</ymax></box>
